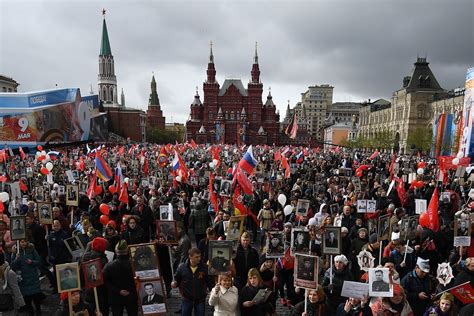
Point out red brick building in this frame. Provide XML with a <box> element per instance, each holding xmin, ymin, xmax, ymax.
<box><xmin>186</xmin><ymin>44</ymin><xmax>280</xmax><ymax>145</ymax></box>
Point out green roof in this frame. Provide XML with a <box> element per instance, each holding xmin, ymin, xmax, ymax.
<box><xmin>100</xmin><ymin>18</ymin><xmax>112</xmax><ymax>56</ymax></box>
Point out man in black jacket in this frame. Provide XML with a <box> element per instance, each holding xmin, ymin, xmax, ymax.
<box><xmin>103</xmin><ymin>240</ymin><xmax>138</xmax><ymax>316</ymax></box>
<box><xmin>171</xmin><ymin>248</ymin><xmax>214</xmax><ymax>316</ymax></box>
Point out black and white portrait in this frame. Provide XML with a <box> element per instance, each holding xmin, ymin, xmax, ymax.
<box><xmin>10</xmin><ymin>215</ymin><xmax>26</xmax><ymax>241</ymax></box>
<box><xmin>35</xmin><ymin>187</ymin><xmax>44</xmax><ymax>203</ymax></box>
<box><xmin>159</xmin><ymin>205</ymin><xmax>171</xmax><ymax>220</ymax></box>
<box><xmin>296</xmin><ymin>199</ymin><xmax>310</xmax><ymax>217</ymax></box>
<box><xmin>407</xmin><ymin>215</ymin><xmax>419</xmax><ymax>240</ymax></box>
<box><xmin>455</xmin><ymin>217</ymin><xmax>471</xmax><ymax>237</ymax></box>
<box><xmin>357</xmin><ymin>250</ymin><xmax>375</xmax><ymax>272</ymax></box>
<box><xmin>219</xmin><ymin>180</ymin><xmax>232</xmax><ymax>197</ymax></box>
<box><xmin>130</xmin><ymin>243</ymin><xmax>160</xmax><ymax>279</ymax></box>
<box><xmin>64</xmin><ymin>236</ymin><xmax>84</xmax><ymax>261</ymax></box>
<box><xmin>66</xmin><ymin>184</ymin><xmax>79</xmax><ymax>206</ymax></box>
<box><xmin>82</xmin><ymin>258</ymin><xmax>104</xmax><ymax>289</ymax></box>
<box><xmin>323</xmin><ymin>226</ymin><xmax>341</xmax><ymax>255</ymax></box>
<box><xmin>213</xmin><ymin>177</ymin><xmax>222</xmax><ymax>194</ymax></box>
<box><xmin>294</xmin><ymin>254</ymin><xmax>318</xmax><ymax>289</ymax></box>
<box><xmin>329</xmin><ymin>203</ymin><xmax>339</xmax><ymax>216</ymax></box>
<box><xmin>291</xmin><ymin>229</ymin><xmax>310</xmax><ymax>255</ymax></box>
<box><xmin>155</xmin><ymin>220</ymin><xmax>178</xmax><ymax>245</ymax></box>
<box><xmin>138</xmin><ymin>279</ymin><xmax>167</xmax><ymax>314</ymax></box>
<box><xmin>378</xmin><ymin>215</ymin><xmax>390</xmax><ymax>241</ymax></box>
<box><xmin>38</xmin><ymin>203</ymin><xmax>53</xmax><ymax>225</ymax></box>
<box><xmin>208</xmin><ymin>240</ymin><xmax>232</xmax><ymax>275</ymax></box>
<box><xmin>265</xmin><ymin>231</ymin><xmax>285</xmax><ymax>258</ymax></box>
<box><xmin>368</xmin><ymin>268</ymin><xmax>392</xmax><ymax>297</ymax></box>
<box><xmin>227</xmin><ymin>216</ymin><xmax>244</xmax><ymax>241</ymax></box>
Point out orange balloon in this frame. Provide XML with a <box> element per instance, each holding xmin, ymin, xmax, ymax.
<box><xmin>419</xmin><ymin>212</ymin><xmax>429</xmax><ymax>227</ymax></box>
<box><xmin>108</xmin><ymin>185</ymin><xmax>116</xmax><ymax>194</ymax></box>
<box><xmin>94</xmin><ymin>185</ymin><xmax>103</xmax><ymax>195</ymax></box>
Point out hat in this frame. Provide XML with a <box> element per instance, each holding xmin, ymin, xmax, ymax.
<box><xmin>369</xmin><ymin>233</ymin><xmax>378</xmax><ymax>244</ymax></box>
<box><xmin>107</xmin><ymin>220</ymin><xmax>117</xmax><ymax>230</ymax></box>
<box><xmin>115</xmin><ymin>240</ymin><xmax>128</xmax><ymax>255</ymax></box>
<box><xmin>91</xmin><ymin>237</ymin><xmax>107</xmax><ymax>253</ymax></box>
<box><xmin>358</xmin><ymin>227</ymin><xmax>368</xmax><ymax>234</ymax></box>
<box><xmin>308</xmin><ymin>218</ymin><xmax>317</xmax><ymax>227</ymax></box>
<box><xmin>416</xmin><ymin>257</ymin><xmax>430</xmax><ymax>273</ymax></box>
<box><xmin>341</xmin><ymin>227</ymin><xmax>349</xmax><ymax>234</ymax></box>
<box><xmin>334</xmin><ymin>255</ymin><xmax>348</xmax><ymax>265</ymax></box>
<box><xmin>284</xmin><ymin>222</ymin><xmax>293</xmax><ymax>228</ymax></box>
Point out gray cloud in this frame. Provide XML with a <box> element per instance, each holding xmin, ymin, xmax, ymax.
<box><xmin>1</xmin><ymin>0</ymin><xmax>472</xmax><ymax>123</ymax></box>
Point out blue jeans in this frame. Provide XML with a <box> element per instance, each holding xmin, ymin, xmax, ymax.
<box><xmin>181</xmin><ymin>299</ymin><xmax>205</xmax><ymax>316</ymax></box>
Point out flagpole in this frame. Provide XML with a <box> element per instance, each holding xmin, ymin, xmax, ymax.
<box><xmin>434</xmin><ymin>281</ymin><xmax>470</xmax><ymax>297</ymax></box>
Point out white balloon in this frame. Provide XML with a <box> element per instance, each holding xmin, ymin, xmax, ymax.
<box><xmin>176</xmin><ymin>175</ymin><xmax>182</xmax><ymax>182</ymax></box>
<box><xmin>124</xmin><ymin>177</ymin><xmax>130</xmax><ymax>184</ymax></box>
<box><xmin>41</xmin><ymin>150</ymin><xmax>46</xmax><ymax>156</ymax></box>
<box><xmin>453</xmin><ymin>158</ymin><xmax>460</xmax><ymax>165</ymax></box>
<box><xmin>46</xmin><ymin>162</ymin><xmax>54</xmax><ymax>171</ymax></box>
<box><xmin>209</xmin><ymin>162</ymin><xmax>215</xmax><ymax>168</ymax></box>
<box><xmin>417</xmin><ymin>168</ymin><xmax>424</xmax><ymax>175</ymax></box>
<box><xmin>278</xmin><ymin>193</ymin><xmax>287</xmax><ymax>207</ymax></box>
<box><xmin>283</xmin><ymin>205</ymin><xmax>293</xmax><ymax>216</ymax></box>
<box><xmin>276</xmin><ymin>174</ymin><xmax>282</xmax><ymax>181</ymax></box>
<box><xmin>457</xmin><ymin>151</ymin><xmax>464</xmax><ymax>159</ymax></box>
<box><xmin>44</xmin><ymin>154</ymin><xmax>50</xmax><ymax>162</ymax></box>
<box><xmin>212</xmin><ymin>159</ymin><xmax>218</xmax><ymax>165</ymax></box>
<box><xmin>0</xmin><ymin>192</ymin><xmax>9</xmax><ymax>203</ymax></box>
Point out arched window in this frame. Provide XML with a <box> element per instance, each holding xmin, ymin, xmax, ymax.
<box><xmin>252</xmin><ymin>112</ymin><xmax>257</xmax><ymax>120</ymax></box>
<box><xmin>230</xmin><ymin>111</ymin><xmax>235</xmax><ymax>120</ymax></box>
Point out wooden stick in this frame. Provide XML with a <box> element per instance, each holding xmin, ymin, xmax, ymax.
<box><xmin>379</xmin><ymin>240</ymin><xmax>383</xmax><ymax>265</ymax></box>
<box><xmin>329</xmin><ymin>255</ymin><xmax>333</xmax><ymax>293</ymax></box>
<box><xmin>93</xmin><ymin>287</ymin><xmax>100</xmax><ymax>313</ymax></box>
<box><xmin>402</xmin><ymin>239</ymin><xmax>409</xmax><ymax>265</ymax></box>
<box><xmin>304</xmin><ymin>288</ymin><xmax>308</xmax><ymax>314</ymax></box>
<box><xmin>68</xmin><ymin>292</ymin><xmax>73</xmax><ymax>315</ymax></box>
<box><xmin>435</xmin><ymin>281</ymin><xmax>470</xmax><ymax>297</ymax></box>
<box><xmin>168</xmin><ymin>245</ymin><xmax>175</xmax><ymax>281</ymax></box>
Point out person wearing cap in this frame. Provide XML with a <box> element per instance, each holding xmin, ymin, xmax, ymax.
<box><xmin>103</xmin><ymin>220</ymin><xmax>120</xmax><ymax>252</ymax></box>
<box><xmin>401</xmin><ymin>257</ymin><xmax>436</xmax><ymax>316</ymax></box>
<box><xmin>423</xmin><ymin>292</ymin><xmax>455</xmax><ymax>316</ymax></box>
<box><xmin>370</xmin><ymin>284</ymin><xmax>413</xmax><ymax>316</ymax></box>
<box><xmin>322</xmin><ymin>255</ymin><xmax>354</xmax><ymax>314</ymax></box>
<box><xmin>103</xmin><ymin>240</ymin><xmax>138</xmax><ymax>316</ymax></box>
<box><xmin>257</xmin><ymin>199</ymin><xmax>275</xmax><ymax>248</ymax></box>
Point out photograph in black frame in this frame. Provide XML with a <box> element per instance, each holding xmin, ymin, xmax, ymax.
<box><xmin>322</xmin><ymin>226</ymin><xmax>341</xmax><ymax>255</ymax></box>
<box><xmin>208</xmin><ymin>240</ymin><xmax>233</xmax><ymax>275</ymax></box>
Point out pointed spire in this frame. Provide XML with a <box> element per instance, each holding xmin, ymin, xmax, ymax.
<box><xmin>216</xmin><ymin>107</ymin><xmax>224</xmax><ymax>121</ymax></box>
<box><xmin>240</xmin><ymin>107</ymin><xmax>247</xmax><ymax>121</ymax></box>
<box><xmin>192</xmin><ymin>86</ymin><xmax>202</xmax><ymax>106</ymax></box>
<box><xmin>120</xmin><ymin>88</ymin><xmax>125</xmax><ymax>107</ymax></box>
<box><xmin>100</xmin><ymin>10</ymin><xmax>112</xmax><ymax>56</ymax></box>
<box><xmin>149</xmin><ymin>73</ymin><xmax>160</xmax><ymax>106</ymax></box>
<box><xmin>209</xmin><ymin>41</ymin><xmax>214</xmax><ymax>63</ymax></box>
<box><xmin>264</xmin><ymin>87</ymin><xmax>275</xmax><ymax>107</ymax></box>
<box><xmin>254</xmin><ymin>41</ymin><xmax>258</xmax><ymax>64</ymax></box>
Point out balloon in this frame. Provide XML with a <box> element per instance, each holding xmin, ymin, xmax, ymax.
<box><xmin>99</xmin><ymin>203</ymin><xmax>109</xmax><ymax>215</ymax></box>
<box><xmin>452</xmin><ymin>158</ymin><xmax>459</xmax><ymax>165</ymax></box>
<box><xmin>359</xmin><ymin>165</ymin><xmax>369</xmax><ymax>171</ymax></box>
<box><xmin>45</xmin><ymin>162</ymin><xmax>54</xmax><ymax>171</ymax></box>
<box><xmin>108</xmin><ymin>185</ymin><xmax>116</xmax><ymax>194</ymax></box>
<box><xmin>124</xmin><ymin>177</ymin><xmax>129</xmax><ymax>184</ymax></box>
<box><xmin>0</xmin><ymin>192</ymin><xmax>9</xmax><ymax>203</ymax></box>
<box><xmin>44</xmin><ymin>154</ymin><xmax>50</xmax><ymax>162</ymax></box>
<box><xmin>37</xmin><ymin>155</ymin><xmax>46</xmax><ymax>162</ymax></box>
<box><xmin>209</xmin><ymin>162</ymin><xmax>215</xmax><ymax>168</ymax></box>
<box><xmin>212</xmin><ymin>159</ymin><xmax>218</xmax><ymax>165</ymax></box>
<box><xmin>469</xmin><ymin>201</ymin><xmax>474</xmax><ymax>209</ymax></box>
<box><xmin>457</xmin><ymin>151</ymin><xmax>464</xmax><ymax>159</ymax></box>
<box><xmin>413</xmin><ymin>180</ymin><xmax>424</xmax><ymax>189</ymax></box>
<box><xmin>40</xmin><ymin>167</ymin><xmax>49</xmax><ymax>175</ymax></box>
<box><xmin>95</xmin><ymin>185</ymin><xmax>103</xmax><ymax>195</ymax></box>
<box><xmin>99</xmin><ymin>215</ymin><xmax>109</xmax><ymax>226</ymax></box>
<box><xmin>417</xmin><ymin>168</ymin><xmax>424</xmax><ymax>175</ymax></box>
<box><xmin>0</xmin><ymin>201</ymin><xmax>3</xmax><ymax>213</ymax></box>
<box><xmin>37</xmin><ymin>145</ymin><xmax>43</xmax><ymax>151</ymax></box>
<box><xmin>417</xmin><ymin>161</ymin><xmax>426</xmax><ymax>169</ymax></box>
<box><xmin>283</xmin><ymin>205</ymin><xmax>293</xmax><ymax>216</ymax></box>
<box><xmin>278</xmin><ymin>194</ymin><xmax>287</xmax><ymax>207</ymax></box>
<box><xmin>419</xmin><ymin>212</ymin><xmax>429</xmax><ymax>227</ymax></box>
<box><xmin>356</xmin><ymin>170</ymin><xmax>363</xmax><ymax>178</ymax></box>
<box><xmin>176</xmin><ymin>175</ymin><xmax>182</xmax><ymax>182</ymax></box>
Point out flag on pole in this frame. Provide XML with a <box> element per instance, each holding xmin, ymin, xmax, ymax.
<box><xmin>450</xmin><ymin>282</ymin><xmax>474</xmax><ymax>304</ymax></box>
<box><xmin>119</xmin><ymin>182</ymin><xmax>129</xmax><ymax>204</ymax></box>
<box><xmin>426</xmin><ymin>187</ymin><xmax>439</xmax><ymax>232</ymax></box>
<box><xmin>369</xmin><ymin>150</ymin><xmax>380</xmax><ymax>160</ymax></box>
<box><xmin>285</xmin><ymin>112</ymin><xmax>298</xmax><ymax>139</ymax></box>
<box><xmin>281</xmin><ymin>155</ymin><xmax>291</xmax><ymax>178</ymax></box>
<box><xmin>172</xmin><ymin>150</ymin><xmax>188</xmax><ymax>182</ymax></box>
<box><xmin>235</xmin><ymin>168</ymin><xmax>254</xmax><ymax>195</ymax></box>
<box><xmin>87</xmin><ymin>171</ymin><xmax>98</xmax><ymax>200</ymax></box>
<box><xmin>395</xmin><ymin>177</ymin><xmax>407</xmax><ymax>206</ymax></box>
<box><xmin>209</xmin><ymin>174</ymin><xmax>219</xmax><ymax>213</ymax></box>
<box><xmin>95</xmin><ymin>151</ymin><xmax>113</xmax><ymax>182</ymax></box>
<box><xmin>19</xmin><ymin>147</ymin><xmax>26</xmax><ymax>161</ymax></box>
<box><xmin>238</xmin><ymin>145</ymin><xmax>258</xmax><ymax>175</ymax></box>
<box><xmin>233</xmin><ymin>186</ymin><xmax>248</xmax><ymax>216</ymax></box>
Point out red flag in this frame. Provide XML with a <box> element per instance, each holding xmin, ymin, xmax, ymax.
<box><xmin>209</xmin><ymin>174</ymin><xmax>219</xmax><ymax>213</ymax></box>
<box><xmin>119</xmin><ymin>146</ymin><xmax>125</xmax><ymax>156</ymax></box>
<box><xmin>369</xmin><ymin>150</ymin><xmax>379</xmax><ymax>160</ymax></box>
<box><xmin>87</xmin><ymin>172</ymin><xmax>97</xmax><ymax>200</ymax></box>
<box><xmin>274</xmin><ymin>149</ymin><xmax>281</xmax><ymax>162</ymax></box>
<box><xmin>425</xmin><ymin>187</ymin><xmax>439</xmax><ymax>232</ymax></box>
<box><xmin>396</xmin><ymin>178</ymin><xmax>406</xmax><ymax>206</ymax></box>
<box><xmin>19</xmin><ymin>147</ymin><xmax>26</xmax><ymax>161</ymax></box>
<box><xmin>119</xmin><ymin>182</ymin><xmax>129</xmax><ymax>204</ymax></box>
<box><xmin>19</xmin><ymin>179</ymin><xmax>27</xmax><ymax>193</ymax></box>
<box><xmin>0</xmin><ymin>175</ymin><xmax>6</xmax><ymax>183</ymax></box>
<box><xmin>235</xmin><ymin>168</ymin><xmax>253</xmax><ymax>195</ymax></box>
<box><xmin>190</xmin><ymin>139</ymin><xmax>197</xmax><ymax>149</ymax></box>
<box><xmin>233</xmin><ymin>186</ymin><xmax>248</xmax><ymax>216</ymax></box>
<box><xmin>281</xmin><ymin>155</ymin><xmax>291</xmax><ymax>178</ymax></box>
<box><xmin>451</xmin><ymin>282</ymin><xmax>474</xmax><ymax>304</ymax></box>
<box><xmin>211</xmin><ymin>146</ymin><xmax>221</xmax><ymax>168</ymax></box>
<box><xmin>389</xmin><ymin>154</ymin><xmax>397</xmax><ymax>179</ymax></box>
<box><xmin>285</xmin><ymin>113</ymin><xmax>298</xmax><ymax>139</ymax></box>
<box><xmin>143</xmin><ymin>157</ymin><xmax>149</xmax><ymax>176</ymax></box>
<box><xmin>158</xmin><ymin>147</ymin><xmax>168</xmax><ymax>167</ymax></box>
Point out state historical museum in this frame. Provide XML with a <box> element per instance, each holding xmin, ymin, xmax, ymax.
<box><xmin>186</xmin><ymin>44</ymin><xmax>280</xmax><ymax>145</ymax></box>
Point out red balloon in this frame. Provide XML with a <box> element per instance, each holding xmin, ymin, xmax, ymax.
<box><xmin>0</xmin><ymin>201</ymin><xmax>3</xmax><ymax>213</ymax></box>
<box><xmin>359</xmin><ymin>165</ymin><xmax>369</xmax><ymax>171</ymax></box>
<box><xmin>40</xmin><ymin>167</ymin><xmax>49</xmax><ymax>175</ymax></box>
<box><xmin>37</xmin><ymin>145</ymin><xmax>43</xmax><ymax>151</ymax></box>
<box><xmin>469</xmin><ymin>201</ymin><xmax>474</xmax><ymax>209</ymax></box>
<box><xmin>94</xmin><ymin>185</ymin><xmax>103</xmax><ymax>195</ymax></box>
<box><xmin>38</xmin><ymin>156</ymin><xmax>46</xmax><ymax>162</ymax></box>
<box><xmin>419</xmin><ymin>212</ymin><xmax>429</xmax><ymax>227</ymax></box>
<box><xmin>356</xmin><ymin>170</ymin><xmax>363</xmax><ymax>178</ymax></box>
<box><xmin>99</xmin><ymin>203</ymin><xmax>109</xmax><ymax>215</ymax></box>
<box><xmin>418</xmin><ymin>161</ymin><xmax>426</xmax><ymax>169</ymax></box>
<box><xmin>108</xmin><ymin>185</ymin><xmax>116</xmax><ymax>194</ymax></box>
<box><xmin>99</xmin><ymin>214</ymin><xmax>109</xmax><ymax>226</ymax></box>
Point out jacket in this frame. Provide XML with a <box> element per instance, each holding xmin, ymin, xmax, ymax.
<box><xmin>292</xmin><ymin>300</ymin><xmax>325</xmax><ymax>316</ymax></box>
<box><xmin>11</xmin><ymin>243</ymin><xmax>42</xmax><ymax>296</ymax></box>
<box><xmin>121</xmin><ymin>226</ymin><xmax>147</xmax><ymax>245</ymax></box>
<box><xmin>189</xmin><ymin>207</ymin><xmax>211</xmax><ymax>235</ymax></box>
<box><xmin>401</xmin><ymin>269</ymin><xmax>435</xmax><ymax>316</ymax></box>
<box><xmin>175</xmin><ymin>259</ymin><xmax>213</xmax><ymax>302</ymax></box>
<box><xmin>234</xmin><ymin>244</ymin><xmax>259</xmax><ymax>284</ymax></box>
<box><xmin>208</xmin><ymin>285</ymin><xmax>239</xmax><ymax>316</ymax></box>
<box><xmin>0</xmin><ymin>263</ymin><xmax>25</xmax><ymax>310</ymax></box>
<box><xmin>336</xmin><ymin>303</ymin><xmax>373</xmax><ymax>316</ymax></box>
<box><xmin>371</xmin><ymin>297</ymin><xmax>414</xmax><ymax>316</ymax></box>
<box><xmin>47</xmin><ymin>229</ymin><xmax>71</xmax><ymax>264</ymax></box>
<box><xmin>102</xmin><ymin>255</ymin><xmax>138</xmax><ymax>305</ymax></box>
<box><xmin>26</xmin><ymin>222</ymin><xmax>48</xmax><ymax>258</ymax></box>
<box><xmin>322</xmin><ymin>266</ymin><xmax>354</xmax><ymax>312</ymax></box>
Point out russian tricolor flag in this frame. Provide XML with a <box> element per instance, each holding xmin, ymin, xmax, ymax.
<box><xmin>238</xmin><ymin>145</ymin><xmax>258</xmax><ymax>174</ymax></box>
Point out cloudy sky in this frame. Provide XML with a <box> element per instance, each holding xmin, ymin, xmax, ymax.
<box><xmin>1</xmin><ymin>0</ymin><xmax>472</xmax><ymax>123</ymax></box>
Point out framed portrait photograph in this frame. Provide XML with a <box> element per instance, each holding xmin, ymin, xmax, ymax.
<box><xmin>212</xmin><ymin>177</ymin><xmax>222</xmax><ymax>194</ymax></box>
<box><xmin>357</xmin><ymin>250</ymin><xmax>375</xmax><ymax>272</ymax></box>
<box><xmin>368</xmin><ymin>268</ymin><xmax>393</xmax><ymax>297</ymax></box>
<box><xmin>141</xmin><ymin>178</ymin><xmax>149</xmax><ymax>189</ymax></box>
<box><xmin>227</xmin><ymin>216</ymin><xmax>245</xmax><ymax>241</ymax></box>
<box><xmin>378</xmin><ymin>214</ymin><xmax>390</xmax><ymax>241</ymax></box>
<box><xmin>367</xmin><ymin>200</ymin><xmax>377</xmax><ymax>213</ymax></box>
<box><xmin>208</xmin><ymin>240</ymin><xmax>232</xmax><ymax>275</ymax></box>
<box><xmin>322</xmin><ymin>226</ymin><xmax>341</xmax><ymax>255</ymax></box>
<box><xmin>296</xmin><ymin>199</ymin><xmax>310</xmax><ymax>217</ymax></box>
<box><xmin>57</xmin><ymin>185</ymin><xmax>65</xmax><ymax>196</ymax></box>
<box><xmin>291</xmin><ymin>228</ymin><xmax>310</xmax><ymax>255</ymax></box>
<box><xmin>10</xmin><ymin>215</ymin><xmax>26</xmax><ymax>241</ymax></box>
<box><xmin>138</xmin><ymin>278</ymin><xmax>167</xmax><ymax>315</ymax></box>
<box><xmin>159</xmin><ymin>205</ymin><xmax>172</xmax><ymax>221</ymax></box>
<box><xmin>454</xmin><ymin>216</ymin><xmax>472</xmax><ymax>237</ymax></box>
<box><xmin>406</xmin><ymin>215</ymin><xmax>419</xmax><ymax>240</ymax></box>
<box><xmin>79</xmin><ymin>182</ymin><xmax>88</xmax><ymax>196</ymax></box>
<box><xmin>329</xmin><ymin>203</ymin><xmax>339</xmax><ymax>216</ymax></box>
<box><xmin>64</xmin><ymin>236</ymin><xmax>85</xmax><ymax>261</ymax></box>
<box><xmin>294</xmin><ymin>254</ymin><xmax>318</xmax><ymax>289</ymax></box>
<box><xmin>265</xmin><ymin>231</ymin><xmax>285</xmax><ymax>258</ymax></box>
<box><xmin>38</xmin><ymin>202</ymin><xmax>53</xmax><ymax>225</ymax></box>
<box><xmin>200</xmin><ymin>190</ymin><xmax>210</xmax><ymax>201</ymax></box>
<box><xmin>82</xmin><ymin>258</ymin><xmax>104</xmax><ymax>289</ymax></box>
<box><xmin>56</xmin><ymin>262</ymin><xmax>81</xmax><ymax>293</ymax></box>
<box><xmin>129</xmin><ymin>243</ymin><xmax>160</xmax><ymax>279</ymax></box>
<box><xmin>155</xmin><ymin>220</ymin><xmax>178</xmax><ymax>245</ymax></box>
<box><xmin>35</xmin><ymin>186</ymin><xmax>44</xmax><ymax>203</ymax></box>
<box><xmin>66</xmin><ymin>184</ymin><xmax>79</xmax><ymax>206</ymax></box>
<box><xmin>219</xmin><ymin>180</ymin><xmax>232</xmax><ymax>197</ymax></box>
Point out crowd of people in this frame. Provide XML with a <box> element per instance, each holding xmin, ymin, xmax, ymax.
<box><xmin>0</xmin><ymin>142</ymin><xmax>472</xmax><ymax>316</ymax></box>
